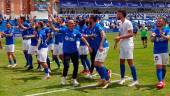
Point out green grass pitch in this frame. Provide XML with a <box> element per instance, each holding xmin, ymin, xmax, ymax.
<box><xmin>0</xmin><ymin>33</ymin><xmax>170</xmax><ymax>96</ymax></box>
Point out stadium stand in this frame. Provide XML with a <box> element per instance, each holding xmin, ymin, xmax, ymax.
<box><xmin>60</xmin><ymin>0</ymin><xmax>170</xmax><ymax>14</ymax></box>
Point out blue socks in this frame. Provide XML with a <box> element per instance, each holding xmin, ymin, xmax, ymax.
<box><xmin>120</xmin><ymin>64</ymin><xmax>125</xmax><ymax>79</ymax></box>
<box><xmin>130</xmin><ymin>65</ymin><xmax>137</xmax><ymax>81</ymax></box>
<box><xmin>85</xmin><ymin>57</ymin><xmax>91</xmax><ymax>70</ymax></box>
<box><xmin>157</xmin><ymin>69</ymin><xmax>163</xmax><ymax>81</ymax></box>
<box><xmin>81</xmin><ymin>58</ymin><xmax>87</xmax><ymax>70</ymax></box>
<box><xmin>47</xmin><ymin>56</ymin><xmax>51</xmax><ymax>69</ymax></box>
<box><xmin>9</xmin><ymin>60</ymin><xmax>12</xmax><ymax>65</ymax></box>
<box><xmin>100</xmin><ymin>66</ymin><xmax>109</xmax><ymax>81</ymax></box>
<box><xmin>120</xmin><ymin>64</ymin><xmax>137</xmax><ymax>81</ymax></box>
<box><xmin>13</xmin><ymin>58</ymin><xmax>16</xmax><ymax>64</ymax></box>
<box><xmin>28</xmin><ymin>54</ymin><xmax>33</xmax><ymax>67</ymax></box>
<box><xmin>53</xmin><ymin>55</ymin><xmax>60</xmax><ymax>68</ymax></box>
<box><xmin>9</xmin><ymin>59</ymin><xmax>16</xmax><ymax>65</ymax></box>
<box><xmin>162</xmin><ymin>68</ymin><xmax>166</xmax><ymax>80</ymax></box>
<box><xmin>23</xmin><ymin>51</ymin><xmax>29</xmax><ymax>65</ymax></box>
<box><xmin>96</xmin><ymin>66</ymin><xmax>109</xmax><ymax>81</ymax></box>
<box><xmin>44</xmin><ymin>68</ymin><xmax>49</xmax><ymax>76</ymax></box>
<box><xmin>80</xmin><ymin>55</ymin><xmax>91</xmax><ymax>70</ymax></box>
<box><xmin>96</xmin><ymin>66</ymin><xmax>104</xmax><ymax>79</ymax></box>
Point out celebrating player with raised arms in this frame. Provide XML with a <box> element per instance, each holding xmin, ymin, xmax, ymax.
<box><xmin>2</xmin><ymin>22</ymin><xmax>17</xmax><ymax>68</ymax></box>
<box><xmin>27</xmin><ymin>22</ymin><xmax>39</xmax><ymax>70</ymax></box>
<box><xmin>49</xmin><ymin>16</ymin><xmax>92</xmax><ymax>87</ymax></box>
<box><xmin>114</xmin><ymin>10</ymin><xmax>138</xmax><ymax>87</ymax></box>
<box><xmin>150</xmin><ymin>17</ymin><xmax>170</xmax><ymax>90</ymax></box>
<box><xmin>52</xmin><ymin>17</ymin><xmax>66</xmax><ymax>68</ymax></box>
<box><xmin>18</xmin><ymin>17</ymin><xmax>31</xmax><ymax>68</ymax></box>
<box><xmin>49</xmin><ymin>16</ymin><xmax>66</xmax><ymax>69</ymax></box>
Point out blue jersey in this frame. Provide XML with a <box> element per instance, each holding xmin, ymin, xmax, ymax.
<box><xmin>44</xmin><ymin>27</ymin><xmax>54</xmax><ymax>45</ymax></box>
<box><xmin>84</xmin><ymin>27</ymin><xmax>95</xmax><ymax>48</ymax></box>
<box><xmin>153</xmin><ymin>28</ymin><xmax>170</xmax><ymax>54</ymax></box>
<box><xmin>4</xmin><ymin>28</ymin><xmax>14</xmax><ymax>45</ymax></box>
<box><xmin>54</xmin><ymin>25</ymin><xmax>66</xmax><ymax>44</ymax></box>
<box><xmin>53</xmin><ymin>22</ymin><xmax>60</xmax><ymax>28</ymax></box>
<box><xmin>38</xmin><ymin>28</ymin><xmax>48</xmax><ymax>50</ymax></box>
<box><xmin>60</xmin><ymin>28</ymin><xmax>82</xmax><ymax>53</ymax></box>
<box><xmin>91</xmin><ymin>23</ymin><xmax>109</xmax><ymax>51</ymax></box>
<box><xmin>29</xmin><ymin>28</ymin><xmax>38</xmax><ymax>46</ymax></box>
<box><xmin>76</xmin><ymin>25</ymin><xmax>88</xmax><ymax>46</ymax></box>
<box><xmin>20</xmin><ymin>22</ymin><xmax>31</xmax><ymax>39</ymax></box>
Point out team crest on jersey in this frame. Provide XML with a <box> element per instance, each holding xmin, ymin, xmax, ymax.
<box><xmin>65</xmin><ymin>36</ymin><xmax>75</xmax><ymax>41</ymax></box>
<box><xmin>73</xmin><ymin>34</ymin><xmax>76</xmax><ymax>37</ymax></box>
<box><xmin>155</xmin><ymin>56</ymin><xmax>159</xmax><ymax>61</ymax></box>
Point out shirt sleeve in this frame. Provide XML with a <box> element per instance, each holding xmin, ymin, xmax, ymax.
<box><xmin>98</xmin><ymin>25</ymin><xmax>104</xmax><ymax>33</ymax></box>
<box><xmin>24</xmin><ymin>23</ymin><xmax>30</xmax><ymax>28</ymax></box>
<box><xmin>76</xmin><ymin>30</ymin><xmax>82</xmax><ymax>39</ymax></box>
<box><xmin>166</xmin><ymin>29</ymin><xmax>170</xmax><ymax>36</ymax></box>
<box><xmin>59</xmin><ymin>28</ymin><xmax>66</xmax><ymax>34</ymax></box>
<box><xmin>127</xmin><ymin>21</ymin><xmax>133</xmax><ymax>31</ymax></box>
<box><xmin>38</xmin><ymin>31</ymin><xmax>43</xmax><ymax>39</ymax></box>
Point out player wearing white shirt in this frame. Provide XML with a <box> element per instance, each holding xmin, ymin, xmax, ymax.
<box><xmin>114</xmin><ymin>10</ymin><xmax>138</xmax><ymax>87</ymax></box>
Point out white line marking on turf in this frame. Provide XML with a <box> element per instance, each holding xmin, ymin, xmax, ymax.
<box><xmin>25</xmin><ymin>77</ymin><xmax>132</xmax><ymax>96</ymax></box>
<box><xmin>25</xmin><ymin>73</ymin><xmax>132</xmax><ymax>96</ymax></box>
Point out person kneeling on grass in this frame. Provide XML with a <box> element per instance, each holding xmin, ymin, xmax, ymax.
<box><xmin>2</xmin><ymin>22</ymin><xmax>17</xmax><ymax>68</ymax></box>
<box><xmin>49</xmin><ymin>16</ymin><xmax>92</xmax><ymax>87</ymax></box>
<box><xmin>150</xmin><ymin>17</ymin><xmax>170</xmax><ymax>90</ymax></box>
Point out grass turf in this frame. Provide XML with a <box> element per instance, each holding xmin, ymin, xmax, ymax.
<box><xmin>0</xmin><ymin>33</ymin><xmax>170</xmax><ymax>96</ymax></box>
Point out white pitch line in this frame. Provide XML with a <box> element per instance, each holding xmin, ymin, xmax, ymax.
<box><xmin>25</xmin><ymin>73</ymin><xmax>132</xmax><ymax>96</ymax></box>
<box><xmin>25</xmin><ymin>77</ymin><xmax>132</xmax><ymax>96</ymax></box>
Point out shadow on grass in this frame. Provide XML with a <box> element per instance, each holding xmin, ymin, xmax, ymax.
<box><xmin>134</xmin><ymin>47</ymin><xmax>145</xmax><ymax>49</ymax></box>
<box><xmin>135</xmin><ymin>84</ymin><xmax>155</xmax><ymax>91</ymax></box>
<box><xmin>12</xmin><ymin>76</ymin><xmax>41</xmax><ymax>82</ymax></box>
<box><xmin>23</xmin><ymin>83</ymin><xmax>73</xmax><ymax>92</ymax></box>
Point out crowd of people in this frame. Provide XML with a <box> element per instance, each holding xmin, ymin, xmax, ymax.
<box><xmin>0</xmin><ymin>9</ymin><xmax>170</xmax><ymax>90</ymax></box>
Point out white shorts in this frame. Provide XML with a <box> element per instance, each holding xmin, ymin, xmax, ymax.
<box><xmin>95</xmin><ymin>47</ymin><xmax>109</xmax><ymax>62</ymax></box>
<box><xmin>154</xmin><ymin>53</ymin><xmax>169</xmax><ymax>65</ymax></box>
<box><xmin>48</xmin><ymin>44</ymin><xmax>54</xmax><ymax>52</ymax></box>
<box><xmin>28</xmin><ymin>45</ymin><xmax>38</xmax><ymax>55</ymax></box>
<box><xmin>38</xmin><ymin>48</ymin><xmax>48</xmax><ymax>62</ymax></box>
<box><xmin>53</xmin><ymin>43</ymin><xmax>63</xmax><ymax>55</ymax></box>
<box><xmin>79</xmin><ymin>45</ymin><xmax>89</xmax><ymax>55</ymax></box>
<box><xmin>120</xmin><ymin>46</ymin><xmax>134</xmax><ymax>59</ymax></box>
<box><xmin>22</xmin><ymin>39</ymin><xmax>31</xmax><ymax>51</ymax></box>
<box><xmin>6</xmin><ymin>44</ymin><xmax>14</xmax><ymax>52</ymax></box>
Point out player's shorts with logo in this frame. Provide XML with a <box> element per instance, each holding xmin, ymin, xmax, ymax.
<box><xmin>95</xmin><ymin>47</ymin><xmax>109</xmax><ymax>62</ymax></box>
<box><xmin>154</xmin><ymin>53</ymin><xmax>169</xmax><ymax>65</ymax></box>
